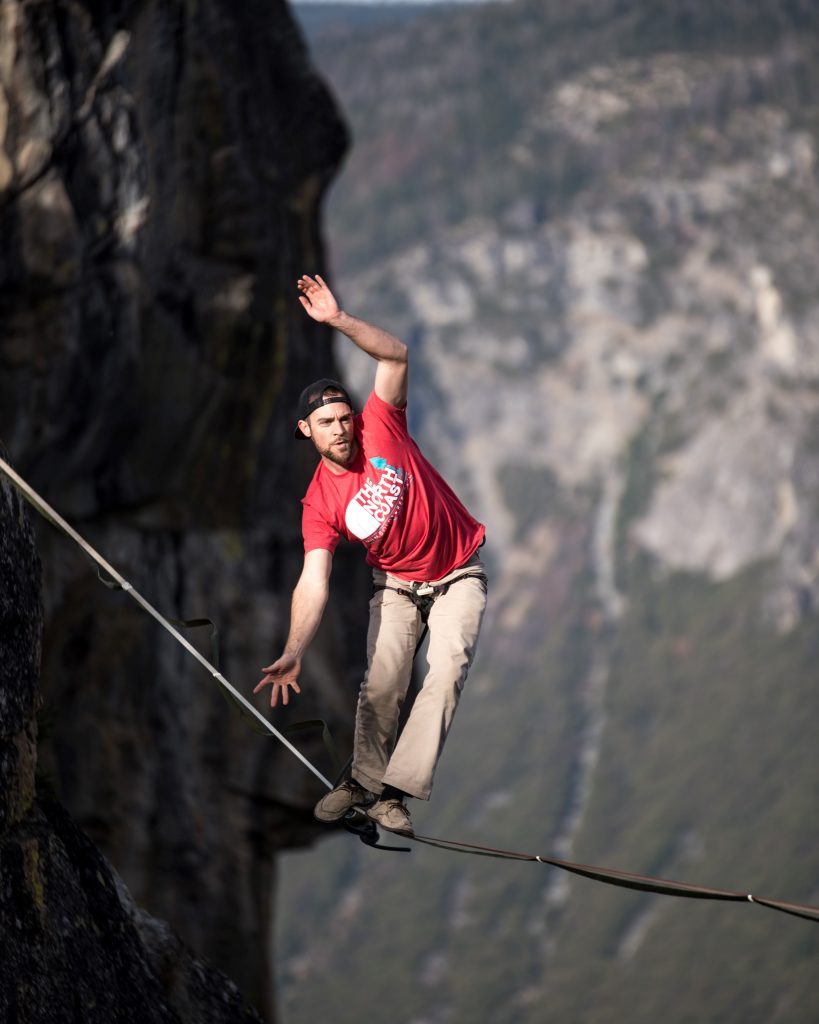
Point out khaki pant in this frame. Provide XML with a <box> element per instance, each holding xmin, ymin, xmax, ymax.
<box><xmin>352</xmin><ymin>553</ymin><xmax>488</xmax><ymax>800</ymax></box>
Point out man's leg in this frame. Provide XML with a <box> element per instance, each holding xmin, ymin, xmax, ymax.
<box><xmin>380</xmin><ymin>569</ymin><xmax>487</xmax><ymax>800</ymax></box>
<box><xmin>351</xmin><ymin>574</ymin><xmax>422</xmax><ymax>794</ymax></box>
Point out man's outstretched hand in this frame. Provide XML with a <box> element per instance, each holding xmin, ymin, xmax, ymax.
<box><xmin>254</xmin><ymin>653</ymin><xmax>302</xmax><ymax>708</ymax></box>
<box><xmin>298</xmin><ymin>274</ymin><xmax>340</xmax><ymax>323</ymax></box>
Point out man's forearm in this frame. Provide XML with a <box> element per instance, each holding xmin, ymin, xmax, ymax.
<box><xmin>328</xmin><ymin>310</ymin><xmax>407</xmax><ymax>365</ymax></box>
<box><xmin>284</xmin><ymin>577</ymin><xmax>329</xmax><ymax>658</ymax></box>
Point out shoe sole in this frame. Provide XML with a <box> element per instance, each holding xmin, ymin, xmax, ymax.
<box><xmin>313</xmin><ymin>809</ymin><xmax>347</xmax><ymax>823</ymax></box>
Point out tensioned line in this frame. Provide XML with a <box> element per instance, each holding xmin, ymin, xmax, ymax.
<box><xmin>0</xmin><ymin>455</ymin><xmax>333</xmax><ymax>790</ymax></box>
<box><xmin>409</xmin><ymin>834</ymin><xmax>819</xmax><ymax>923</ymax></box>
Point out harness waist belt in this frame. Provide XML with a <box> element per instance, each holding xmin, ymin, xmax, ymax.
<box><xmin>374</xmin><ymin>571</ymin><xmax>488</xmax><ymax>623</ymax></box>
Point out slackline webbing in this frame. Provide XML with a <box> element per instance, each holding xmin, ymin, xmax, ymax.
<box><xmin>0</xmin><ymin>455</ymin><xmax>333</xmax><ymax>790</ymax></box>
<box><xmin>409</xmin><ymin>834</ymin><xmax>819</xmax><ymax>923</ymax></box>
<box><xmin>3</xmin><ymin>456</ymin><xmax>819</xmax><ymax>924</ymax></box>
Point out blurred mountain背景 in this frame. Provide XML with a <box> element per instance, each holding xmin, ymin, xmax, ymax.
<box><xmin>278</xmin><ymin>1</ymin><xmax>819</xmax><ymax>1022</ymax></box>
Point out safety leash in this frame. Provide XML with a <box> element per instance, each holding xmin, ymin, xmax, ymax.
<box><xmin>0</xmin><ymin>456</ymin><xmax>333</xmax><ymax>790</ymax></box>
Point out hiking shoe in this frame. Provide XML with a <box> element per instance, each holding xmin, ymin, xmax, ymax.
<box><xmin>365</xmin><ymin>798</ymin><xmax>415</xmax><ymax>837</ymax></box>
<box><xmin>314</xmin><ymin>779</ymin><xmax>375</xmax><ymax>823</ymax></box>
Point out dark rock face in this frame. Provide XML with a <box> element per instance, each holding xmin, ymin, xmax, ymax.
<box><xmin>1</xmin><ymin>1</ymin><xmax>364</xmax><ymax>1018</ymax></box>
<box><xmin>0</xmin><ymin>468</ymin><xmax>263</xmax><ymax>1023</ymax></box>
<box><xmin>0</xmin><ymin>456</ymin><xmax>41</xmax><ymax>833</ymax></box>
<box><xmin>2</xmin><ymin>0</ymin><xmax>347</xmax><ymax>523</ymax></box>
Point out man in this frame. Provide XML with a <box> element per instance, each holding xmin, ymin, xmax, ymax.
<box><xmin>254</xmin><ymin>274</ymin><xmax>487</xmax><ymax>837</ymax></box>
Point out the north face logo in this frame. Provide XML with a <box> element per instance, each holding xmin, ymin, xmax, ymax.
<box><xmin>345</xmin><ymin>461</ymin><xmax>408</xmax><ymax>543</ymax></box>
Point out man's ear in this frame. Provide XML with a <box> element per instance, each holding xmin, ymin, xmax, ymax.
<box><xmin>298</xmin><ymin>419</ymin><xmax>311</xmax><ymax>439</ymax></box>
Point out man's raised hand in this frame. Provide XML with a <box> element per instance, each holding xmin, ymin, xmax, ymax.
<box><xmin>254</xmin><ymin>652</ymin><xmax>302</xmax><ymax>708</ymax></box>
<box><xmin>298</xmin><ymin>274</ymin><xmax>340</xmax><ymax>323</ymax></box>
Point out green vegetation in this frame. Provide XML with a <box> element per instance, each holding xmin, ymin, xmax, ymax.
<box><xmin>278</xmin><ymin>549</ymin><xmax>819</xmax><ymax>1024</ymax></box>
<box><xmin>546</xmin><ymin>560</ymin><xmax>819</xmax><ymax>1023</ymax></box>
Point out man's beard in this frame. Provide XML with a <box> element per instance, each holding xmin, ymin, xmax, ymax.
<box><xmin>317</xmin><ymin>438</ymin><xmax>356</xmax><ymax>467</ymax></box>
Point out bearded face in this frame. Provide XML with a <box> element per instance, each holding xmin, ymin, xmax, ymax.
<box><xmin>299</xmin><ymin>403</ymin><xmax>357</xmax><ymax>469</ymax></box>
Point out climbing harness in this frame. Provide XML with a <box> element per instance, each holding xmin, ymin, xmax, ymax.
<box><xmin>3</xmin><ymin>455</ymin><xmax>819</xmax><ymax>918</ymax></box>
<box><xmin>374</xmin><ymin>571</ymin><xmax>488</xmax><ymax>625</ymax></box>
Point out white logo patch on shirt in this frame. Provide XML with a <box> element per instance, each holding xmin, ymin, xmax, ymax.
<box><xmin>345</xmin><ymin>458</ymin><xmax>408</xmax><ymax>544</ymax></box>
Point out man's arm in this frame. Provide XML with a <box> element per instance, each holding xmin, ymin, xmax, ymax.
<box><xmin>298</xmin><ymin>274</ymin><xmax>408</xmax><ymax>408</ymax></box>
<box><xmin>254</xmin><ymin>547</ymin><xmax>332</xmax><ymax>707</ymax></box>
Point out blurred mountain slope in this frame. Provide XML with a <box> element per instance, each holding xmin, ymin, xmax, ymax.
<box><xmin>304</xmin><ymin>0</ymin><xmax>819</xmax><ymax>269</ymax></box>
<box><xmin>278</xmin><ymin>1</ymin><xmax>819</xmax><ymax>1022</ymax></box>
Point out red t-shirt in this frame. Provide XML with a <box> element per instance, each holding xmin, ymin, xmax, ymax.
<box><xmin>302</xmin><ymin>392</ymin><xmax>485</xmax><ymax>581</ymax></box>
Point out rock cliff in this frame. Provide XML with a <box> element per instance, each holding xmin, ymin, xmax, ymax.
<box><xmin>0</xmin><ymin>462</ymin><xmax>263</xmax><ymax>1023</ymax></box>
<box><xmin>1</xmin><ymin>1</ymin><xmax>365</xmax><ymax>1018</ymax></box>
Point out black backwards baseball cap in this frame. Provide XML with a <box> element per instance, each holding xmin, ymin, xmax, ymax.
<box><xmin>294</xmin><ymin>378</ymin><xmax>354</xmax><ymax>440</ymax></box>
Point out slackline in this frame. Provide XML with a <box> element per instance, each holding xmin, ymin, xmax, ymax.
<box><xmin>409</xmin><ymin>834</ymin><xmax>819</xmax><ymax>924</ymax></box>
<box><xmin>3</xmin><ymin>455</ymin><xmax>818</xmax><ymax>925</ymax></box>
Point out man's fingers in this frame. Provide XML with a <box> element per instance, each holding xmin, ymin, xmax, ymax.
<box><xmin>257</xmin><ymin>661</ymin><xmax>300</xmax><ymax>707</ymax></box>
<box><xmin>256</xmin><ymin>672</ymin><xmax>280</xmax><ymax>692</ymax></box>
<box><xmin>280</xmin><ymin>680</ymin><xmax>301</xmax><ymax>706</ymax></box>
<box><xmin>269</xmin><ymin>679</ymin><xmax>301</xmax><ymax>708</ymax></box>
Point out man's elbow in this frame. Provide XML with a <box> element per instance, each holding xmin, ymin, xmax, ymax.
<box><xmin>388</xmin><ymin>339</ymin><xmax>408</xmax><ymax>365</ymax></box>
